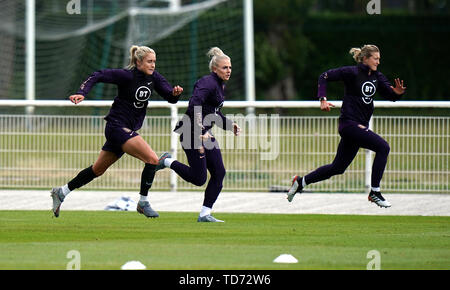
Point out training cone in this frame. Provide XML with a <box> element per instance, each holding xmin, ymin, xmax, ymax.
<box><xmin>121</xmin><ymin>260</ymin><xmax>146</xmax><ymax>270</ymax></box>
<box><xmin>273</xmin><ymin>254</ymin><xmax>298</xmax><ymax>264</ymax></box>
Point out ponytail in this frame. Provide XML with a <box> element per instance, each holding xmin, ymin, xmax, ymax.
<box><xmin>207</xmin><ymin>47</ymin><xmax>230</xmax><ymax>72</ymax></box>
<box><xmin>127</xmin><ymin>45</ymin><xmax>156</xmax><ymax>69</ymax></box>
<box><xmin>349</xmin><ymin>44</ymin><xmax>379</xmax><ymax>63</ymax></box>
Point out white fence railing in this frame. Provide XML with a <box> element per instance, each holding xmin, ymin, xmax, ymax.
<box><xmin>0</xmin><ymin>100</ymin><xmax>449</xmax><ymax>193</ymax></box>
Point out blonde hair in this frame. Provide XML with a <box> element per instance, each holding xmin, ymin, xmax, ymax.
<box><xmin>207</xmin><ymin>47</ymin><xmax>230</xmax><ymax>72</ymax></box>
<box><xmin>349</xmin><ymin>45</ymin><xmax>379</xmax><ymax>63</ymax></box>
<box><xmin>127</xmin><ymin>45</ymin><xmax>156</xmax><ymax>69</ymax></box>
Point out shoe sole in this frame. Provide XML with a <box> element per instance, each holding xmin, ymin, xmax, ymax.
<box><xmin>287</xmin><ymin>175</ymin><xmax>299</xmax><ymax>202</ymax></box>
<box><xmin>50</xmin><ymin>189</ymin><xmax>62</xmax><ymax>217</ymax></box>
<box><xmin>137</xmin><ymin>205</ymin><xmax>159</xmax><ymax>218</ymax></box>
<box><xmin>197</xmin><ymin>217</ymin><xmax>225</xmax><ymax>222</ymax></box>
<box><xmin>51</xmin><ymin>198</ymin><xmax>60</xmax><ymax>217</ymax></box>
<box><xmin>368</xmin><ymin>196</ymin><xmax>391</xmax><ymax>208</ymax></box>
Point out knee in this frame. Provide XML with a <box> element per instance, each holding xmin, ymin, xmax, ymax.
<box><xmin>378</xmin><ymin>142</ymin><xmax>390</xmax><ymax>156</ymax></box>
<box><xmin>328</xmin><ymin>162</ymin><xmax>347</xmax><ymax>175</ymax></box>
<box><xmin>147</xmin><ymin>158</ymin><xmax>159</xmax><ymax>166</ymax></box>
<box><xmin>332</xmin><ymin>167</ymin><xmax>347</xmax><ymax>175</ymax></box>
<box><xmin>192</xmin><ymin>173</ymin><xmax>207</xmax><ymax>187</ymax></box>
<box><xmin>216</xmin><ymin>167</ymin><xmax>226</xmax><ymax>181</ymax></box>
<box><xmin>384</xmin><ymin>143</ymin><xmax>391</xmax><ymax>155</ymax></box>
<box><xmin>92</xmin><ymin>165</ymin><xmax>105</xmax><ymax>177</ymax></box>
<box><xmin>134</xmin><ymin>148</ymin><xmax>159</xmax><ymax>165</ymax></box>
<box><xmin>211</xmin><ymin>167</ymin><xmax>226</xmax><ymax>185</ymax></box>
<box><xmin>145</xmin><ymin>154</ymin><xmax>159</xmax><ymax>165</ymax></box>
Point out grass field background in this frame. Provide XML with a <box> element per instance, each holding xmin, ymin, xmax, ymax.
<box><xmin>1</xmin><ymin>210</ymin><xmax>448</xmax><ymax>270</ymax></box>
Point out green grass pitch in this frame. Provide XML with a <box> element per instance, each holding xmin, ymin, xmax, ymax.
<box><xmin>0</xmin><ymin>210</ymin><xmax>449</xmax><ymax>270</ymax></box>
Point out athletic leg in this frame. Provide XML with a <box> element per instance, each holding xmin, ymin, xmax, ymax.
<box><xmin>336</xmin><ymin>123</ymin><xmax>390</xmax><ymax>189</ymax></box>
<box><xmin>92</xmin><ymin>150</ymin><xmax>121</xmax><ymax>176</ymax></box>
<box><xmin>351</xmin><ymin>129</ymin><xmax>390</xmax><ymax>189</ymax></box>
<box><xmin>287</xmin><ymin>132</ymin><xmax>359</xmax><ymax>202</ymax></box>
<box><xmin>169</xmin><ymin>147</ymin><xmax>208</xmax><ymax>187</ymax></box>
<box><xmin>203</xmin><ymin>146</ymin><xmax>226</xmax><ymax>209</ymax></box>
<box><xmin>344</xmin><ymin>125</ymin><xmax>391</xmax><ymax>207</ymax></box>
<box><xmin>51</xmin><ymin>150</ymin><xmax>119</xmax><ymax>217</ymax></box>
<box><xmin>195</xmin><ymin>138</ymin><xmax>226</xmax><ymax>223</ymax></box>
<box><xmin>304</xmin><ymin>137</ymin><xmax>360</xmax><ymax>185</ymax></box>
<box><xmin>122</xmin><ymin>135</ymin><xmax>160</xmax><ymax>217</ymax></box>
<box><xmin>121</xmin><ymin>135</ymin><xmax>159</xmax><ymax>165</ymax></box>
<box><xmin>122</xmin><ymin>135</ymin><xmax>159</xmax><ymax>197</ymax></box>
<box><xmin>66</xmin><ymin>150</ymin><xmax>120</xmax><ymax>192</ymax></box>
<box><xmin>67</xmin><ymin>150</ymin><xmax>119</xmax><ymax>191</ymax></box>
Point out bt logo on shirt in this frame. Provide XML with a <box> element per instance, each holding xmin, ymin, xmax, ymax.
<box><xmin>361</xmin><ymin>81</ymin><xmax>376</xmax><ymax>104</ymax></box>
<box><xmin>134</xmin><ymin>86</ymin><xmax>152</xmax><ymax>108</ymax></box>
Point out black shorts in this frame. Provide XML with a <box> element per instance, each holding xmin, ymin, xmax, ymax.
<box><xmin>102</xmin><ymin>122</ymin><xmax>139</xmax><ymax>158</ymax></box>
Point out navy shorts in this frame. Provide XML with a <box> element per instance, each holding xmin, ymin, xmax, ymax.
<box><xmin>102</xmin><ymin>122</ymin><xmax>139</xmax><ymax>158</ymax></box>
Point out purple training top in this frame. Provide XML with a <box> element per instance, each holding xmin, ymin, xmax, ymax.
<box><xmin>175</xmin><ymin>72</ymin><xmax>234</xmax><ymax>135</ymax></box>
<box><xmin>77</xmin><ymin>67</ymin><xmax>178</xmax><ymax>131</ymax></box>
<box><xmin>317</xmin><ymin>63</ymin><xmax>403</xmax><ymax>126</ymax></box>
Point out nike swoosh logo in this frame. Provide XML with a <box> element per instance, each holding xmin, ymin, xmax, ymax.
<box><xmin>145</xmin><ymin>182</ymin><xmax>153</xmax><ymax>186</ymax></box>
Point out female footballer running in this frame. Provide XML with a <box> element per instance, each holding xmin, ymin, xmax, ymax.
<box><xmin>51</xmin><ymin>45</ymin><xmax>183</xmax><ymax>218</ymax></box>
<box><xmin>287</xmin><ymin>45</ymin><xmax>406</xmax><ymax>207</ymax></box>
<box><xmin>156</xmin><ymin>47</ymin><xmax>241</xmax><ymax>222</ymax></box>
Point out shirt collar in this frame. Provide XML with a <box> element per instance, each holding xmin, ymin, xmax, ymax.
<box><xmin>133</xmin><ymin>67</ymin><xmax>151</xmax><ymax>79</ymax></box>
<box><xmin>358</xmin><ymin>63</ymin><xmax>376</xmax><ymax>75</ymax></box>
<box><xmin>211</xmin><ymin>72</ymin><xmax>225</xmax><ymax>85</ymax></box>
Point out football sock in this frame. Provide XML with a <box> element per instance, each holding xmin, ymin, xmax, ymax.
<box><xmin>200</xmin><ymin>206</ymin><xmax>212</xmax><ymax>217</ymax></box>
<box><xmin>302</xmin><ymin>176</ymin><xmax>307</xmax><ymax>188</ymax></box>
<box><xmin>61</xmin><ymin>184</ymin><xmax>70</xmax><ymax>196</ymax></box>
<box><xmin>67</xmin><ymin>165</ymin><xmax>98</xmax><ymax>191</ymax></box>
<box><xmin>371</xmin><ymin>187</ymin><xmax>381</xmax><ymax>192</ymax></box>
<box><xmin>139</xmin><ymin>195</ymin><xmax>148</xmax><ymax>202</ymax></box>
<box><xmin>140</xmin><ymin>163</ymin><xmax>156</xmax><ymax>196</ymax></box>
<box><xmin>164</xmin><ymin>158</ymin><xmax>175</xmax><ymax>168</ymax></box>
